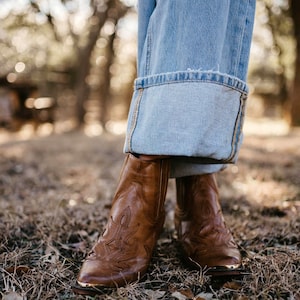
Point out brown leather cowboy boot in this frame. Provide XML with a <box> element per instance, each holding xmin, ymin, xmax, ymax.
<box><xmin>77</xmin><ymin>154</ymin><xmax>170</xmax><ymax>288</ymax></box>
<box><xmin>175</xmin><ymin>174</ymin><xmax>241</xmax><ymax>274</ymax></box>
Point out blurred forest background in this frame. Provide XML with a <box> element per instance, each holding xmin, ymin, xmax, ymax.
<box><xmin>1</xmin><ymin>0</ymin><xmax>300</xmax><ymax>136</ymax></box>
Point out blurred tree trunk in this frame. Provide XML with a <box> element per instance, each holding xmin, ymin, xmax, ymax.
<box><xmin>23</xmin><ymin>0</ymin><xmax>132</xmax><ymax>127</ymax></box>
<box><xmin>99</xmin><ymin>32</ymin><xmax>115</xmax><ymax>128</ymax></box>
<box><xmin>74</xmin><ymin>0</ymin><xmax>114</xmax><ymax>127</ymax></box>
<box><xmin>264</xmin><ymin>4</ymin><xmax>289</xmax><ymax>111</ymax></box>
<box><xmin>98</xmin><ymin>4</ymin><xmax>128</xmax><ymax>128</ymax></box>
<box><xmin>290</xmin><ymin>0</ymin><xmax>300</xmax><ymax>126</ymax></box>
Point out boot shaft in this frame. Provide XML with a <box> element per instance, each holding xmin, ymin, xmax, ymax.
<box><xmin>113</xmin><ymin>154</ymin><xmax>170</xmax><ymax>221</ymax></box>
<box><xmin>175</xmin><ymin>174</ymin><xmax>221</xmax><ymax>222</ymax></box>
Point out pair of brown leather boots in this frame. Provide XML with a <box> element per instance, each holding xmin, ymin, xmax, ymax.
<box><xmin>76</xmin><ymin>154</ymin><xmax>241</xmax><ymax>289</ymax></box>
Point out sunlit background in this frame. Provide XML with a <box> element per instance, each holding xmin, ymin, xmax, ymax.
<box><xmin>0</xmin><ymin>0</ymin><xmax>299</xmax><ymax>141</ymax></box>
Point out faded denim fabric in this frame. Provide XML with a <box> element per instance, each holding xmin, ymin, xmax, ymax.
<box><xmin>124</xmin><ymin>0</ymin><xmax>256</xmax><ymax>177</ymax></box>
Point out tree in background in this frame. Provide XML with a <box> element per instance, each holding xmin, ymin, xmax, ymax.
<box><xmin>290</xmin><ymin>0</ymin><xmax>300</xmax><ymax>125</ymax></box>
<box><xmin>72</xmin><ymin>0</ymin><xmax>128</xmax><ymax>126</ymax></box>
<box><xmin>30</xmin><ymin>0</ymin><xmax>130</xmax><ymax>127</ymax></box>
<box><xmin>248</xmin><ymin>0</ymin><xmax>295</xmax><ymax>120</ymax></box>
<box><xmin>264</xmin><ymin>1</ymin><xmax>291</xmax><ymax>111</ymax></box>
<box><xmin>251</xmin><ymin>0</ymin><xmax>300</xmax><ymax>126</ymax></box>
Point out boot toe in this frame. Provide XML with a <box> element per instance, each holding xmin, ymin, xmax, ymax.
<box><xmin>77</xmin><ymin>252</ymin><xmax>150</xmax><ymax>287</ymax></box>
<box><xmin>77</xmin><ymin>260</ymin><xmax>115</xmax><ymax>288</ymax></box>
<box><xmin>183</xmin><ymin>244</ymin><xmax>242</xmax><ymax>274</ymax></box>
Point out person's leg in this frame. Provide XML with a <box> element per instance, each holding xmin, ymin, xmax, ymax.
<box><xmin>76</xmin><ymin>0</ymin><xmax>256</xmax><ymax>291</ymax></box>
<box><xmin>124</xmin><ymin>0</ymin><xmax>256</xmax><ymax>176</ymax></box>
<box><xmin>123</xmin><ymin>0</ymin><xmax>255</xmax><ymax>275</ymax></box>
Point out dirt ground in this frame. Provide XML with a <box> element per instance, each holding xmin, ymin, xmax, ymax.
<box><xmin>0</xmin><ymin>118</ymin><xmax>299</xmax><ymax>299</ymax></box>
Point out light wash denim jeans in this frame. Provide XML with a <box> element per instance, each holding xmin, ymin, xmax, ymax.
<box><xmin>124</xmin><ymin>0</ymin><xmax>256</xmax><ymax>178</ymax></box>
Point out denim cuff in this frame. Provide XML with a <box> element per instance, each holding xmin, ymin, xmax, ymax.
<box><xmin>134</xmin><ymin>70</ymin><xmax>248</xmax><ymax>94</ymax></box>
<box><xmin>124</xmin><ymin>70</ymin><xmax>248</xmax><ymax>177</ymax></box>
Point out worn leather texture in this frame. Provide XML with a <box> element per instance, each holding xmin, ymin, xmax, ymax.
<box><xmin>77</xmin><ymin>154</ymin><xmax>170</xmax><ymax>287</ymax></box>
<box><xmin>175</xmin><ymin>174</ymin><xmax>241</xmax><ymax>269</ymax></box>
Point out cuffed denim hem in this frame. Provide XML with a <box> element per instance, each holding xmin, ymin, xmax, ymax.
<box><xmin>124</xmin><ymin>70</ymin><xmax>248</xmax><ymax>177</ymax></box>
<box><xmin>134</xmin><ymin>70</ymin><xmax>248</xmax><ymax>93</ymax></box>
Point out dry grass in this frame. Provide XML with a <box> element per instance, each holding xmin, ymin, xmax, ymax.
<box><xmin>0</xmin><ymin>124</ymin><xmax>299</xmax><ymax>299</ymax></box>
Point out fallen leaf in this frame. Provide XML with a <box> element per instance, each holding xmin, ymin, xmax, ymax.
<box><xmin>5</xmin><ymin>265</ymin><xmax>30</xmax><ymax>276</ymax></box>
<box><xmin>222</xmin><ymin>281</ymin><xmax>242</xmax><ymax>290</ymax></box>
<box><xmin>178</xmin><ymin>288</ymin><xmax>194</xmax><ymax>298</ymax></box>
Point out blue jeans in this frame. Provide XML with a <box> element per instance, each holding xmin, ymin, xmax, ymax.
<box><xmin>124</xmin><ymin>0</ymin><xmax>256</xmax><ymax>177</ymax></box>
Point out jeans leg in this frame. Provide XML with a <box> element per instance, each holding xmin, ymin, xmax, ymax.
<box><xmin>125</xmin><ymin>0</ymin><xmax>256</xmax><ymax>177</ymax></box>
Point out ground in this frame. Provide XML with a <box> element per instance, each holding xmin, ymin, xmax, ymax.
<box><xmin>0</xmin><ymin>118</ymin><xmax>299</xmax><ymax>299</ymax></box>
